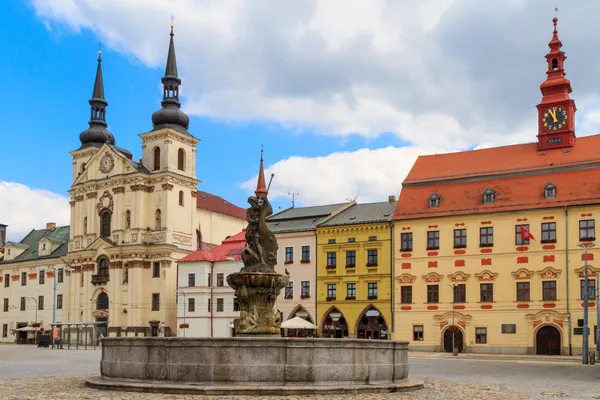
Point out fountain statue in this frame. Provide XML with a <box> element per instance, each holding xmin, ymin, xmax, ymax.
<box><xmin>227</xmin><ymin>151</ymin><xmax>289</xmax><ymax>336</ymax></box>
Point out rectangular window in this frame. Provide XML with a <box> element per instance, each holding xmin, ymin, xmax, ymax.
<box><xmin>580</xmin><ymin>219</ymin><xmax>595</xmax><ymax>241</ymax></box>
<box><xmin>516</xmin><ymin>282</ymin><xmax>530</xmax><ymax>301</ymax></box>
<box><xmin>346</xmin><ymin>251</ymin><xmax>356</xmax><ymax>266</ymax></box>
<box><xmin>151</xmin><ymin>293</ymin><xmax>160</xmax><ymax>311</ymax></box>
<box><xmin>57</xmin><ymin>268</ymin><xmax>64</xmax><ymax>283</ymax></box>
<box><xmin>21</xmin><ymin>272</ymin><xmax>26</xmax><ymax>286</ymax></box>
<box><xmin>4</xmin><ymin>274</ymin><xmax>8</xmax><ymax>287</ymax></box>
<box><xmin>39</xmin><ymin>271</ymin><xmax>45</xmax><ymax>285</ymax></box>
<box><xmin>38</xmin><ymin>296</ymin><xmax>44</xmax><ymax>310</ymax></box>
<box><xmin>285</xmin><ymin>281</ymin><xmax>294</xmax><ymax>299</ymax></box>
<box><xmin>301</xmin><ymin>246</ymin><xmax>310</xmax><ymax>262</ymax></box>
<box><xmin>326</xmin><ymin>252</ymin><xmax>336</xmax><ymax>267</ymax></box>
<box><xmin>480</xmin><ymin>227</ymin><xmax>493</xmax><ymax>246</ymax></box>
<box><xmin>328</xmin><ymin>239</ymin><xmax>336</xmax><ymax>244</ymax></box>
<box><xmin>188</xmin><ymin>273</ymin><xmax>195</xmax><ymax>287</ymax></box>
<box><xmin>152</xmin><ymin>262</ymin><xmax>160</xmax><ymax>278</ymax></box>
<box><xmin>541</xmin><ymin>222</ymin><xmax>557</xmax><ymax>243</ymax></box>
<box><xmin>401</xmin><ymin>286</ymin><xmax>412</xmax><ymax>304</ymax></box>
<box><xmin>301</xmin><ymin>281</ymin><xmax>310</xmax><ymax>298</ymax></box>
<box><xmin>233</xmin><ymin>297</ymin><xmax>240</xmax><ymax>311</ymax></box>
<box><xmin>188</xmin><ymin>298</ymin><xmax>195</xmax><ymax>312</ymax></box>
<box><xmin>368</xmin><ymin>282</ymin><xmax>378</xmax><ymax>299</ymax></box>
<box><xmin>427</xmin><ymin>231</ymin><xmax>440</xmax><ymax>250</ymax></box>
<box><xmin>285</xmin><ymin>247</ymin><xmax>293</xmax><ymax>263</ymax></box>
<box><xmin>454</xmin><ymin>284</ymin><xmax>466</xmax><ymax>303</ymax></box>
<box><xmin>515</xmin><ymin>224</ymin><xmax>530</xmax><ymax>245</ymax></box>
<box><xmin>413</xmin><ymin>325</ymin><xmax>424</xmax><ymax>341</ymax></box>
<box><xmin>453</xmin><ymin>229</ymin><xmax>467</xmax><ymax>248</ymax></box>
<box><xmin>368</xmin><ymin>236</ymin><xmax>377</xmax><ymax>241</ymax></box>
<box><xmin>217</xmin><ymin>298</ymin><xmax>224</xmax><ymax>312</ymax></box>
<box><xmin>475</xmin><ymin>327</ymin><xmax>487</xmax><ymax>344</ymax></box>
<box><xmin>2</xmin><ymin>324</ymin><xmax>6</xmax><ymax>338</ymax></box>
<box><xmin>367</xmin><ymin>249</ymin><xmax>378</xmax><ymax>265</ymax></box>
<box><xmin>543</xmin><ymin>281</ymin><xmax>557</xmax><ymax>301</ymax></box>
<box><xmin>346</xmin><ymin>283</ymin><xmax>356</xmax><ymax>299</ymax></box>
<box><xmin>57</xmin><ymin>294</ymin><xmax>63</xmax><ymax>309</ymax></box>
<box><xmin>3</xmin><ymin>299</ymin><xmax>8</xmax><ymax>312</ymax></box>
<box><xmin>427</xmin><ymin>285</ymin><xmax>439</xmax><ymax>303</ymax></box>
<box><xmin>581</xmin><ymin>279</ymin><xmax>596</xmax><ymax>300</ymax></box>
<box><xmin>207</xmin><ymin>299</ymin><xmax>211</xmax><ymax>312</ymax></box>
<box><xmin>217</xmin><ymin>273</ymin><xmax>224</xmax><ymax>287</ymax></box>
<box><xmin>347</xmin><ymin>237</ymin><xmax>356</xmax><ymax>243</ymax></box>
<box><xmin>480</xmin><ymin>283</ymin><xmax>493</xmax><ymax>302</ymax></box>
<box><xmin>327</xmin><ymin>284</ymin><xmax>336</xmax><ymax>299</ymax></box>
<box><xmin>207</xmin><ymin>273</ymin><xmax>211</xmax><ymax>287</ymax></box>
<box><xmin>400</xmin><ymin>232</ymin><xmax>413</xmax><ymax>251</ymax></box>
<box><xmin>20</xmin><ymin>297</ymin><xmax>25</xmax><ymax>311</ymax></box>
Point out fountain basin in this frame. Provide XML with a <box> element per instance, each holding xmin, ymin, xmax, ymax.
<box><xmin>86</xmin><ymin>337</ymin><xmax>423</xmax><ymax>395</ymax></box>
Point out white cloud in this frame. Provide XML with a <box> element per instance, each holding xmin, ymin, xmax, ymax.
<box><xmin>0</xmin><ymin>182</ymin><xmax>70</xmax><ymax>242</ymax></box>
<box><xmin>241</xmin><ymin>145</ymin><xmax>453</xmax><ymax>206</ymax></box>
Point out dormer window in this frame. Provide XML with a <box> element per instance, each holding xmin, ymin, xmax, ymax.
<box><xmin>544</xmin><ymin>183</ymin><xmax>557</xmax><ymax>199</ymax></box>
<box><xmin>483</xmin><ymin>189</ymin><xmax>495</xmax><ymax>204</ymax></box>
<box><xmin>429</xmin><ymin>194</ymin><xmax>440</xmax><ymax>208</ymax></box>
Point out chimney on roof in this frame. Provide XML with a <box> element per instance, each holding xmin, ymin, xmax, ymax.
<box><xmin>46</xmin><ymin>222</ymin><xmax>56</xmax><ymax>230</ymax></box>
<box><xmin>388</xmin><ymin>195</ymin><xmax>396</xmax><ymax>203</ymax></box>
<box><xmin>0</xmin><ymin>224</ymin><xmax>6</xmax><ymax>250</ymax></box>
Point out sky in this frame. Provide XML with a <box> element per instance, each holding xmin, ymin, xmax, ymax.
<box><xmin>2</xmin><ymin>0</ymin><xmax>600</xmax><ymax>241</ymax></box>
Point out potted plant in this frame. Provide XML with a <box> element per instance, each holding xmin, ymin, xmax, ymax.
<box><xmin>179</xmin><ymin>323</ymin><xmax>189</xmax><ymax>329</ymax></box>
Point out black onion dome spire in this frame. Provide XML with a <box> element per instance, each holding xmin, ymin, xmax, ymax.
<box><xmin>79</xmin><ymin>51</ymin><xmax>116</xmax><ymax>149</ymax></box>
<box><xmin>151</xmin><ymin>24</ymin><xmax>190</xmax><ymax>134</ymax></box>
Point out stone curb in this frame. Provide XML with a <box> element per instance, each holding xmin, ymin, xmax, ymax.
<box><xmin>85</xmin><ymin>376</ymin><xmax>424</xmax><ymax>396</ymax></box>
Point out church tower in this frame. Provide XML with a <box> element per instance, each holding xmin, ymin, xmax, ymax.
<box><xmin>536</xmin><ymin>16</ymin><xmax>576</xmax><ymax>151</ymax></box>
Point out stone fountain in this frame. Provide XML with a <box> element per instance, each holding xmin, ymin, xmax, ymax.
<box><xmin>85</xmin><ymin>153</ymin><xmax>423</xmax><ymax>395</ymax></box>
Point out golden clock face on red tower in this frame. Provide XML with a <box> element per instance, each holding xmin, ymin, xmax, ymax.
<box><xmin>543</xmin><ymin>107</ymin><xmax>567</xmax><ymax>131</ymax></box>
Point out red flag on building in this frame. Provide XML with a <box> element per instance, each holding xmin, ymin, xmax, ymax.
<box><xmin>520</xmin><ymin>225</ymin><xmax>536</xmax><ymax>241</ymax></box>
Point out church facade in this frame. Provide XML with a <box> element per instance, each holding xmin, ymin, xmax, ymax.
<box><xmin>65</xmin><ymin>25</ymin><xmax>245</xmax><ymax>337</ymax></box>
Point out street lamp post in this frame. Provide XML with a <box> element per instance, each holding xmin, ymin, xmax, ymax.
<box><xmin>35</xmin><ymin>265</ymin><xmax>74</xmax><ymax>349</ymax></box>
<box><xmin>597</xmin><ymin>273</ymin><xmax>600</xmax><ymax>360</ymax></box>
<box><xmin>444</xmin><ymin>283</ymin><xmax>457</xmax><ymax>356</ymax></box>
<box><xmin>577</xmin><ymin>242</ymin><xmax>596</xmax><ymax>365</ymax></box>
<box><xmin>175</xmin><ymin>289</ymin><xmax>186</xmax><ymax>337</ymax></box>
<box><xmin>27</xmin><ymin>297</ymin><xmax>38</xmax><ymax>327</ymax></box>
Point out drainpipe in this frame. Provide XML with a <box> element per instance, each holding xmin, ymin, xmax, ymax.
<box><xmin>314</xmin><ymin>230</ymin><xmax>319</xmax><ymax>337</ymax></box>
<box><xmin>390</xmin><ymin>221</ymin><xmax>395</xmax><ymax>337</ymax></box>
<box><xmin>565</xmin><ymin>206</ymin><xmax>572</xmax><ymax>356</ymax></box>
<box><xmin>210</xmin><ymin>261</ymin><xmax>214</xmax><ymax>338</ymax></box>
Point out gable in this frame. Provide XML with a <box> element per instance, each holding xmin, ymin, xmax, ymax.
<box><xmin>74</xmin><ymin>144</ymin><xmax>138</xmax><ymax>185</ymax></box>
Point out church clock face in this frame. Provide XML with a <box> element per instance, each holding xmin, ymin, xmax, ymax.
<box><xmin>543</xmin><ymin>106</ymin><xmax>567</xmax><ymax>131</ymax></box>
<box><xmin>99</xmin><ymin>153</ymin><xmax>114</xmax><ymax>174</ymax></box>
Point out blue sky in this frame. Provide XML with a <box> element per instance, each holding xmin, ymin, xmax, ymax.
<box><xmin>2</xmin><ymin>0</ymin><xmax>600</xmax><ymax>241</ymax></box>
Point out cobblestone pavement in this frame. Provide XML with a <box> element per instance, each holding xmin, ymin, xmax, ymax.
<box><xmin>0</xmin><ymin>375</ymin><xmax>534</xmax><ymax>400</ymax></box>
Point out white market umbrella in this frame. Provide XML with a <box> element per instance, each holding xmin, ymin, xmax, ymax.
<box><xmin>280</xmin><ymin>316</ymin><xmax>317</xmax><ymax>330</ymax></box>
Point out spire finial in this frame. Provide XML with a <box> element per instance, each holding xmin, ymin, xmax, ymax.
<box><xmin>255</xmin><ymin>148</ymin><xmax>268</xmax><ymax>199</ymax></box>
<box><xmin>170</xmin><ymin>15</ymin><xmax>174</xmax><ymax>34</ymax></box>
<box><xmin>98</xmin><ymin>42</ymin><xmax>102</xmax><ymax>61</ymax></box>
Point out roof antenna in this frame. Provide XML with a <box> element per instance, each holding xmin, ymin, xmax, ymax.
<box><xmin>288</xmin><ymin>192</ymin><xmax>299</xmax><ymax>208</ymax></box>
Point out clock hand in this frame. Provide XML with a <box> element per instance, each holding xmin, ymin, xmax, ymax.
<box><xmin>548</xmin><ymin>109</ymin><xmax>558</xmax><ymax>123</ymax></box>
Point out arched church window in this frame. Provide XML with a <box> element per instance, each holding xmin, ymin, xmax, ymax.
<box><xmin>177</xmin><ymin>148</ymin><xmax>185</xmax><ymax>171</ymax></box>
<box><xmin>155</xmin><ymin>209</ymin><xmax>162</xmax><ymax>230</ymax></box>
<box><xmin>153</xmin><ymin>147</ymin><xmax>161</xmax><ymax>171</ymax></box>
<box><xmin>83</xmin><ymin>217</ymin><xmax>87</xmax><ymax>235</ymax></box>
<box><xmin>552</xmin><ymin>58</ymin><xmax>558</xmax><ymax>71</ymax></box>
<box><xmin>100</xmin><ymin>210</ymin><xmax>111</xmax><ymax>237</ymax></box>
<box><xmin>125</xmin><ymin>210</ymin><xmax>131</xmax><ymax>229</ymax></box>
<box><xmin>97</xmin><ymin>257</ymin><xmax>109</xmax><ymax>276</ymax></box>
<box><xmin>179</xmin><ymin>191</ymin><xmax>184</xmax><ymax>206</ymax></box>
<box><xmin>96</xmin><ymin>292</ymin><xmax>109</xmax><ymax>310</ymax></box>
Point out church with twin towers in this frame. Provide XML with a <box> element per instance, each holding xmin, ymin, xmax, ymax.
<box><xmin>65</xmin><ymin>24</ymin><xmax>246</xmax><ymax>336</ymax></box>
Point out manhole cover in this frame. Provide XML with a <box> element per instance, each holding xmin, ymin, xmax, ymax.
<box><xmin>540</xmin><ymin>393</ymin><xmax>567</xmax><ymax>398</ymax></box>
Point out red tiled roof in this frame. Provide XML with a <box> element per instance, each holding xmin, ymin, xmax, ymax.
<box><xmin>404</xmin><ymin>135</ymin><xmax>600</xmax><ymax>184</ymax></box>
<box><xmin>178</xmin><ymin>229</ymin><xmax>246</xmax><ymax>263</ymax></box>
<box><xmin>196</xmin><ymin>191</ymin><xmax>245</xmax><ymax>219</ymax></box>
<box><xmin>394</xmin><ymin>135</ymin><xmax>600</xmax><ymax>220</ymax></box>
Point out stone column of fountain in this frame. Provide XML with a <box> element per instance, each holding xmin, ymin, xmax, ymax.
<box><xmin>227</xmin><ymin>150</ymin><xmax>289</xmax><ymax>336</ymax></box>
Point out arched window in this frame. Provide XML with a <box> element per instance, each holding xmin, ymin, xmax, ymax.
<box><xmin>177</xmin><ymin>148</ymin><xmax>185</xmax><ymax>171</ymax></box>
<box><xmin>155</xmin><ymin>209</ymin><xmax>162</xmax><ymax>230</ymax></box>
<box><xmin>97</xmin><ymin>257</ymin><xmax>109</xmax><ymax>276</ymax></box>
<box><xmin>100</xmin><ymin>210</ymin><xmax>111</xmax><ymax>237</ymax></box>
<box><xmin>125</xmin><ymin>210</ymin><xmax>131</xmax><ymax>229</ymax></box>
<box><xmin>153</xmin><ymin>147</ymin><xmax>161</xmax><ymax>171</ymax></box>
<box><xmin>544</xmin><ymin>183</ymin><xmax>557</xmax><ymax>199</ymax></box>
<box><xmin>96</xmin><ymin>292</ymin><xmax>109</xmax><ymax>310</ymax></box>
<box><xmin>179</xmin><ymin>191</ymin><xmax>184</xmax><ymax>206</ymax></box>
<box><xmin>552</xmin><ymin>58</ymin><xmax>558</xmax><ymax>71</ymax></box>
<box><xmin>83</xmin><ymin>217</ymin><xmax>87</xmax><ymax>235</ymax></box>
<box><xmin>429</xmin><ymin>194</ymin><xmax>440</xmax><ymax>208</ymax></box>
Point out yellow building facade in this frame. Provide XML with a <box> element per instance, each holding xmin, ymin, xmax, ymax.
<box><xmin>316</xmin><ymin>200</ymin><xmax>396</xmax><ymax>339</ymax></box>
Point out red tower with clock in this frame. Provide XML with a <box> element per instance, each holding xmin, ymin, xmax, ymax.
<box><xmin>536</xmin><ymin>17</ymin><xmax>576</xmax><ymax>151</ymax></box>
